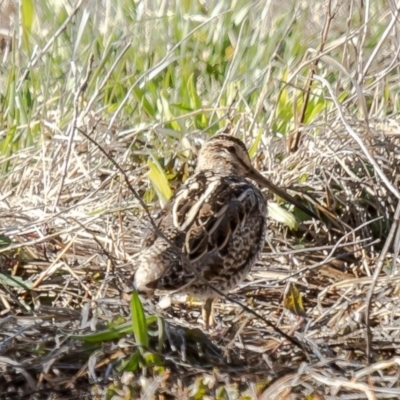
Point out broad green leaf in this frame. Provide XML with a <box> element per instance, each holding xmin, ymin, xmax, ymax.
<box><xmin>0</xmin><ymin>273</ymin><xmax>33</xmax><ymax>290</ymax></box>
<box><xmin>187</xmin><ymin>73</ymin><xmax>207</xmax><ymax>128</ymax></box>
<box><xmin>284</xmin><ymin>282</ymin><xmax>306</xmax><ymax>317</ymax></box>
<box><xmin>383</xmin><ymin>261</ymin><xmax>393</xmax><ymax>276</ymax></box>
<box><xmin>116</xmin><ymin>351</ymin><xmax>140</xmax><ymax>372</ymax></box>
<box><xmin>16</xmin><ymin>93</ymin><xmax>28</xmax><ymax>125</ymax></box>
<box><xmin>248</xmin><ymin>129</ymin><xmax>263</xmax><ymax>158</ymax></box>
<box><xmin>305</xmin><ymin>99</ymin><xmax>325</xmax><ymax>123</ymax></box>
<box><xmin>277</xmin><ymin>69</ymin><xmax>289</xmax><ymax>111</ymax></box>
<box><xmin>181</xmin><ymin>137</ymin><xmax>192</xmax><ymax>159</ymax></box>
<box><xmin>338</xmin><ymin>90</ymin><xmax>349</xmax><ymax>103</ymax></box>
<box><xmin>71</xmin><ymin>316</ymin><xmax>157</xmax><ymax>343</ymax></box>
<box><xmin>107</xmin><ymin>315</ymin><xmax>127</xmax><ymax>329</ymax></box>
<box><xmin>268</xmin><ymin>202</ymin><xmax>298</xmax><ymax>230</ymax></box>
<box><xmin>224</xmin><ymin>45</ymin><xmax>234</xmax><ymax>61</ymax></box>
<box><xmin>216</xmin><ymin>387</ymin><xmax>229</xmax><ymax>400</ymax></box>
<box><xmin>143</xmin><ymin>187</ymin><xmax>155</xmax><ymax>204</ymax></box>
<box><xmin>159</xmin><ymin>91</ymin><xmax>180</xmax><ymax>131</ymax></box>
<box><xmin>21</xmin><ymin>0</ymin><xmax>35</xmax><ymax>53</ymax></box>
<box><xmin>189</xmin><ymin>378</ymin><xmax>208</xmax><ymax>400</ymax></box>
<box><xmin>142</xmin><ymin>350</ymin><xmax>162</xmax><ymax>366</ymax></box>
<box><xmin>305</xmin><ymin>394</ymin><xmax>321</xmax><ymax>400</ymax></box>
<box><xmin>148</xmin><ymin>159</ymin><xmax>172</xmax><ymax>206</ymax></box>
<box><xmin>187</xmin><ymin>73</ymin><xmax>201</xmax><ymax>110</ymax></box>
<box><xmin>133</xmin><ymin>87</ymin><xmax>156</xmax><ymax>118</ymax></box>
<box><xmin>71</xmin><ymin>323</ymin><xmax>131</xmax><ymax>343</ymax></box>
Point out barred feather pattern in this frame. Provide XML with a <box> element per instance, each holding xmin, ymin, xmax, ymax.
<box><xmin>134</xmin><ymin>169</ymin><xmax>267</xmax><ymax>299</ymax></box>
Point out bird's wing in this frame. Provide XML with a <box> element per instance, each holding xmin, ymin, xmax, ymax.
<box><xmin>172</xmin><ymin>172</ymin><xmax>266</xmax><ymax>270</ymax></box>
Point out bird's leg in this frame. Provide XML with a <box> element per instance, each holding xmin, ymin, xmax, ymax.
<box><xmin>202</xmin><ymin>297</ymin><xmax>215</xmax><ymax>329</ymax></box>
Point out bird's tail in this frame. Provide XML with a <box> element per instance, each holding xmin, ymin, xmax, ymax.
<box><xmin>133</xmin><ymin>237</ymin><xmax>180</xmax><ymax>293</ymax></box>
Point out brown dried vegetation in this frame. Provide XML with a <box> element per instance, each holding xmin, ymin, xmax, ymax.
<box><xmin>1</xmin><ymin>1</ymin><xmax>400</xmax><ymax>399</ymax></box>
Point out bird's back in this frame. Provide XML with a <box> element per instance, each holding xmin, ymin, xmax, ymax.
<box><xmin>134</xmin><ymin>170</ymin><xmax>267</xmax><ymax>297</ymax></box>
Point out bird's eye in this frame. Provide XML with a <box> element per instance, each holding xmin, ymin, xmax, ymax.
<box><xmin>227</xmin><ymin>146</ymin><xmax>236</xmax><ymax>154</ymax></box>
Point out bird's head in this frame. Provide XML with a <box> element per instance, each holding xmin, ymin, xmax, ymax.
<box><xmin>196</xmin><ymin>134</ymin><xmax>318</xmax><ymax>219</ymax></box>
<box><xmin>196</xmin><ymin>134</ymin><xmax>254</xmax><ymax>177</ymax></box>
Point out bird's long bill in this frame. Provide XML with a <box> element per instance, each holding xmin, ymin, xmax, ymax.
<box><xmin>249</xmin><ymin>168</ymin><xmax>319</xmax><ymax>219</ymax></box>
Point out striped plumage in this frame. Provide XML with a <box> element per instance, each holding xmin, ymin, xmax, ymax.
<box><xmin>134</xmin><ymin>134</ymin><xmax>316</xmax><ymax>327</ymax></box>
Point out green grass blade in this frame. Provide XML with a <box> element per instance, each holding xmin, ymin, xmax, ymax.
<box><xmin>0</xmin><ymin>235</ymin><xmax>12</xmax><ymax>248</ymax></box>
<box><xmin>116</xmin><ymin>350</ymin><xmax>141</xmax><ymax>372</ymax></box>
<box><xmin>71</xmin><ymin>316</ymin><xmax>157</xmax><ymax>343</ymax></box>
<box><xmin>131</xmin><ymin>290</ymin><xmax>149</xmax><ymax>353</ymax></box>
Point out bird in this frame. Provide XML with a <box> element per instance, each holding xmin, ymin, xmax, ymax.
<box><xmin>134</xmin><ymin>134</ymin><xmax>317</xmax><ymax>328</ymax></box>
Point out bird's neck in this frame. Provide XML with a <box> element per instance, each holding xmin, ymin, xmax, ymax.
<box><xmin>195</xmin><ymin>155</ymin><xmax>241</xmax><ymax>176</ymax></box>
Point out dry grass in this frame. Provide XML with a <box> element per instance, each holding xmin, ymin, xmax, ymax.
<box><xmin>1</xmin><ymin>0</ymin><xmax>400</xmax><ymax>399</ymax></box>
<box><xmin>1</xmin><ymin>114</ymin><xmax>400</xmax><ymax>399</ymax></box>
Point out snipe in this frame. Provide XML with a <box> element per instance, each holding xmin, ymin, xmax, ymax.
<box><xmin>134</xmin><ymin>134</ymin><xmax>316</xmax><ymax>328</ymax></box>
